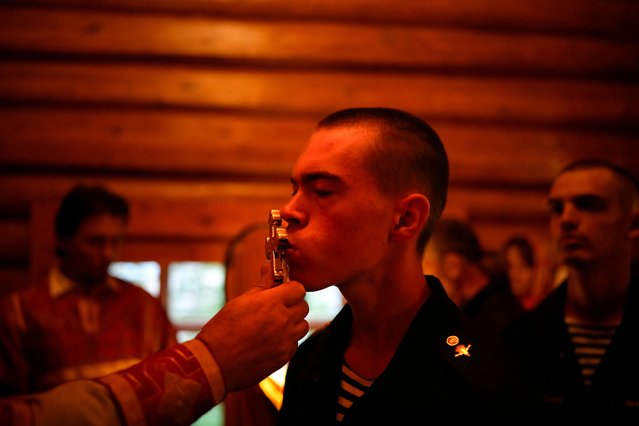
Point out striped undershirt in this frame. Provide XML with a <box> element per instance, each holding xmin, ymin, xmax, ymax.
<box><xmin>566</xmin><ymin>319</ymin><xmax>617</xmax><ymax>388</ymax></box>
<box><xmin>336</xmin><ymin>363</ymin><xmax>374</xmax><ymax>422</ymax></box>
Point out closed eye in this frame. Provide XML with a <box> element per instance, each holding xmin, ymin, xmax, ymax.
<box><xmin>573</xmin><ymin>195</ymin><xmax>606</xmax><ymax>212</ymax></box>
<box><xmin>548</xmin><ymin>200</ymin><xmax>563</xmax><ymax>216</ymax></box>
<box><xmin>315</xmin><ymin>188</ymin><xmax>334</xmax><ymax>197</ymax></box>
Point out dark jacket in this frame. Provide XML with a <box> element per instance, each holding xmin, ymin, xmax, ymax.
<box><xmin>503</xmin><ymin>270</ymin><xmax>639</xmax><ymax>424</ymax></box>
<box><xmin>462</xmin><ymin>275</ymin><xmax>524</xmax><ymax>336</ymax></box>
<box><xmin>278</xmin><ymin>275</ymin><xmax>542</xmax><ymax>425</ymax></box>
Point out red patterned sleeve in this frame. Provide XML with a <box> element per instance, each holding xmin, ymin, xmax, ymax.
<box><xmin>97</xmin><ymin>340</ymin><xmax>226</xmax><ymax>426</ymax></box>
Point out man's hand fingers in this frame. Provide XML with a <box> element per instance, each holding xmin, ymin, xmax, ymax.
<box><xmin>277</xmin><ymin>281</ymin><xmax>307</xmax><ymax>306</ymax></box>
<box><xmin>244</xmin><ymin>262</ymin><xmax>275</xmax><ymax>294</ymax></box>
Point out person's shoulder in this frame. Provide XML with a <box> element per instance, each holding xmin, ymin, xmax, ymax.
<box><xmin>294</xmin><ymin>324</ymin><xmax>329</xmax><ymax>356</ymax></box>
<box><xmin>0</xmin><ymin>279</ymin><xmax>49</xmax><ymax>305</ymax></box>
<box><xmin>503</xmin><ymin>284</ymin><xmax>565</xmax><ymax>340</ymax></box>
<box><xmin>110</xmin><ymin>277</ymin><xmax>160</xmax><ymax>302</ymax></box>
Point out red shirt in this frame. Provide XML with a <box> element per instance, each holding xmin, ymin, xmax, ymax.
<box><xmin>0</xmin><ymin>267</ymin><xmax>177</xmax><ymax>396</ymax></box>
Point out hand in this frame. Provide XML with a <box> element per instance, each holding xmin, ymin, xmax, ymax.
<box><xmin>195</xmin><ymin>262</ymin><xmax>309</xmax><ymax>392</ymax></box>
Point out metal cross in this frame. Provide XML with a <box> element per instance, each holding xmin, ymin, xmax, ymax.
<box><xmin>265</xmin><ymin>209</ymin><xmax>289</xmax><ymax>284</ymax></box>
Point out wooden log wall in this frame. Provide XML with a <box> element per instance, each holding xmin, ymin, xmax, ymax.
<box><xmin>0</xmin><ymin>0</ymin><xmax>638</xmax><ymax>297</ymax></box>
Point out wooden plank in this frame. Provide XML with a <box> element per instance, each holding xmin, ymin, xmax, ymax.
<box><xmin>0</xmin><ymin>8</ymin><xmax>636</xmax><ymax>77</ymax></box>
<box><xmin>446</xmin><ymin>187</ymin><xmax>550</xmax><ymax>220</ymax></box>
<box><xmin>1</xmin><ymin>62</ymin><xmax>637</xmax><ymax>126</ymax></box>
<box><xmin>117</xmin><ymin>239</ymin><xmax>228</xmax><ymax>263</ymax></box>
<box><xmin>1</xmin><ymin>109</ymin><xmax>637</xmax><ymax>185</ymax></box>
<box><xmin>127</xmin><ymin>198</ymin><xmax>287</xmax><ymax>238</ymax></box>
<box><xmin>30</xmin><ymin>197</ymin><xmax>288</xmax><ymax>240</ymax></box>
<box><xmin>0</xmin><ymin>176</ymin><xmax>291</xmax><ymax>219</ymax></box>
<box><xmin>2</xmin><ymin>1</ymin><xmax>638</xmax><ymax>37</ymax></box>
<box><xmin>0</xmin><ymin>109</ymin><xmax>311</xmax><ymax>177</ymax></box>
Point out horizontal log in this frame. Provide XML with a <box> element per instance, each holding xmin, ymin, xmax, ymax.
<box><xmin>3</xmin><ymin>1</ymin><xmax>638</xmax><ymax>38</ymax></box>
<box><xmin>0</xmin><ymin>8</ymin><xmax>636</xmax><ymax>77</ymax></box>
<box><xmin>30</xmin><ymin>197</ymin><xmax>289</xmax><ymax>239</ymax></box>
<box><xmin>1</xmin><ymin>109</ymin><xmax>637</xmax><ymax>186</ymax></box>
<box><xmin>0</xmin><ymin>173</ymin><xmax>291</xmax><ymax>213</ymax></box>
<box><xmin>447</xmin><ymin>187</ymin><xmax>550</xmax><ymax>220</ymax></box>
<box><xmin>1</xmin><ymin>62</ymin><xmax>637</xmax><ymax>127</ymax></box>
<box><xmin>118</xmin><ymin>239</ymin><xmax>227</xmax><ymax>263</ymax></box>
<box><xmin>0</xmin><ymin>109</ymin><xmax>311</xmax><ymax>177</ymax></box>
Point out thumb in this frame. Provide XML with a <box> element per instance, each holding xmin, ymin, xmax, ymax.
<box><xmin>247</xmin><ymin>261</ymin><xmax>276</xmax><ymax>293</ymax></box>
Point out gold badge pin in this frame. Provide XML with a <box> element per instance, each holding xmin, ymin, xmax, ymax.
<box><xmin>454</xmin><ymin>344</ymin><xmax>472</xmax><ymax>357</ymax></box>
<box><xmin>446</xmin><ymin>335</ymin><xmax>459</xmax><ymax>346</ymax></box>
<box><xmin>446</xmin><ymin>336</ymin><xmax>472</xmax><ymax>357</ymax></box>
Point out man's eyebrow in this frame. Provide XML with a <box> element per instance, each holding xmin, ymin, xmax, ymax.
<box><xmin>547</xmin><ymin>193</ymin><xmax>604</xmax><ymax>204</ymax></box>
<box><xmin>293</xmin><ymin>172</ymin><xmax>341</xmax><ymax>185</ymax></box>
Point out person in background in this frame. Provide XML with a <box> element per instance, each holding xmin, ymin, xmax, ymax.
<box><xmin>504</xmin><ymin>158</ymin><xmax>639</xmax><ymax>423</ymax></box>
<box><xmin>424</xmin><ymin>217</ymin><xmax>524</xmax><ymax>336</ymax></box>
<box><xmin>0</xmin><ymin>263</ymin><xmax>310</xmax><ymax>426</ymax></box>
<box><xmin>500</xmin><ymin>235</ymin><xmax>546</xmax><ymax>311</ymax></box>
<box><xmin>0</xmin><ymin>185</ymin><xmax>176</xmax><ymax>396</ymax></box>
<box><xmin>276</xmin><ymin>107</ymin><xmax>542</xmax><ymax>425</ymax></box>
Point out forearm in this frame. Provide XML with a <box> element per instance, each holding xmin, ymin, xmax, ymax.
<box><xmin>98</xmin><ymin>339</ymin><xmax>226</xmax><ymax>426</ymax></box>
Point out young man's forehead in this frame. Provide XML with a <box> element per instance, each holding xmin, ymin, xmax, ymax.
<box><xmin>553</xmin><ymin>168</ymin><xmax>617</xmax><ymax>190</ymax></box>
<box><xmin>550</xmin><ymin>168</ymin><xmax>623</xmax><ymax>201</ymax></box>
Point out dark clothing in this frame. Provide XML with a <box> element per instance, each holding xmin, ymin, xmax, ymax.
<box><xmin>462</xmin><ymin>276</ymin><xmax>524</xmax><ymax>337</ymax></box>
<box><xmin>278</xmin><ymin>275</ymin><xmax>542</xmax><ymax>426</ymax></box>
<box><xmin>503</xmin><ymin>272</ymin><xmax>639</xmax><ymax>424</ymax></box>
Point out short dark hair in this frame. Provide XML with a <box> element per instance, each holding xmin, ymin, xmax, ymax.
<box><xmin>429</xmin><ymin>217</ymin><xmax>483</xmax><ymax>263</ymax></box>
<box><xmin>556</xmin><ymin>158</ymin><xmax>639</xmax><ymax>210</ymax></box>
<box><xmin>316</xmin><ymin>107</ymin><xmax>449</xmax><ymax>253</ymax></box>
<box><xmin>54</xmin><ymin>185</ymin><xmax>129</xmax><ymax>255</ymax></box>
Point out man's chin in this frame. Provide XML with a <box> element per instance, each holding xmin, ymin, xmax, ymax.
<box><xmin>289</xmin><ymin>271</ymin><xmax>335</xmax><ymax>292</ymax></box>
<box><xmin>561</xmin><ymin>255</ymin><xmax>590</xmax><ymax>267</ymax></box>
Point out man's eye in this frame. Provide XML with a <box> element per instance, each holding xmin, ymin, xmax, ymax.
<box><xmin>548</xmin><ymin>201</ymin><xmax>563</xmax><ymax>216</ymax></box>
<box><xmin>574</xmin><ymin>196</ymin><xmax>605</xmax><ymax>212</ymax></box>
<box><xmin>315</xmin><ymin>189</ymin><xmax>333</xmax><ymax>197</ymax></box>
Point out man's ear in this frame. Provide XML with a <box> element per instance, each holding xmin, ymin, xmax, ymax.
<box><xmin>391</xmin><ymin>193</ymin><xmax>430</xmax><ymax>242</ymax></box>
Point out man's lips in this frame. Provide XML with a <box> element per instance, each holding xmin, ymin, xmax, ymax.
<box><xmin>559</xmin><ymin>235</ymin><xmax>587</xmax><ymax>248</ymax></box>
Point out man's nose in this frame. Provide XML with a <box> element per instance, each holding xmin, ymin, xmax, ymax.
<box><xmin>559</xmin><ymin>204</ymin><xmax>579</xmax><ymax>230</ymax></box>
<box><xmin>101</xmin><ymin>240</ymin><xmax>119</xmax><ymax>259</ymax></box>
<box><xmin>281</xmin><ymin>197</ymin><xmax>303</xmax><ymax>227</ymax></box>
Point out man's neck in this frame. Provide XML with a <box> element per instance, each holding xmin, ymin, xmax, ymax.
<box><xmin>564</xmin><ymin>261</ymin><xmax>631</xmax><ymax>326</ymax></box>
<box><xmin>343</xmin><ymin>265</ymin><xmax>430</xmax><ymax>379</ymax></box>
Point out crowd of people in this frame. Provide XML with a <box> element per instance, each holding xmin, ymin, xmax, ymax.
<box><xmin>1</xmin><ymin>107</ymin><xmax>637</xmax><ymax>425</ymax></box>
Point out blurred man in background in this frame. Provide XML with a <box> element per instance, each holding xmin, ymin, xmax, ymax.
<box><xmin>424</xmin><ymin>217</ymin><xmax>524</xmax><ymax>336</ymax></box>
<box><xmin>0</xmin><ymin>184</ymin><xmax>176</xmax><ymax>396</ymax></box>
<box><xmin>504</xmin><ymin>159</ymin><xmax>639</xmax><ymax>423</ymax></box>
